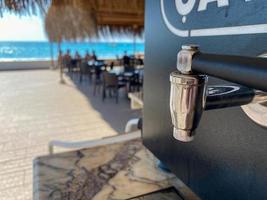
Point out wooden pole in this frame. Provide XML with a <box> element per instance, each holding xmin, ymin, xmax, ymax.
<box><xmin>58</xmin><ymin>41</ymin><xmax>65</xmax><ymax>84</ymax></box>
<box><xmin>133</xmin><ymin>25</ymin><xmax>138</xmax><ymax>67</ymax></box>
<box><xmin>49</xmin><ymin>42</ymin><xmax>55</xmax><ymax>69</ymax></box>
<box><xmin>133</xmin><ymin>33</ymin><xmax>136</xmax><ymax>56</ymax></box>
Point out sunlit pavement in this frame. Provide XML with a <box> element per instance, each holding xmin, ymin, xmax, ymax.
<box><xmin>0</xmin><ymin>69</ymin><xmax>141</xmax><ymax>200</ymax></box>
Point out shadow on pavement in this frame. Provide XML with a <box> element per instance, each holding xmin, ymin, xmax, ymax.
<box><xmin>64</xmin><ymin>72</ymin><xmax>142</xmax><ymax>134</ymax></box>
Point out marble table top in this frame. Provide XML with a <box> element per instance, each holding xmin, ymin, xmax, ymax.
<box><xmin>33</xmin><ymin>137</ymin><xmax>176</xmax><ymax>200</ymax></box>
<box><xmin>129</xmin><ymin>187</ymin><xmax>183</xmax><ymax>200</ymax></box>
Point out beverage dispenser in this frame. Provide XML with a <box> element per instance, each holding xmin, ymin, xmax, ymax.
<box><xmin>143</xmin><ymin>1</ymin><xmax>267</xmax><ymax>199</ymax></box>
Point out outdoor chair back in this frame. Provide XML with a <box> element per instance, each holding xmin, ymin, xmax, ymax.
<box><xmin>103</xmin><ymin>72</ymin><xmax>118</xmax><ymax>87</ymax></box>
<box><xmin>93</xmin><ymin>65</ymin><xmax>103</xmax><ymax>96</ymax></box>
<box><xmin>80</xmin><ymin>61</ymin><xmax>88</xmax><ymax>73</ymax></box>
<box><xmin>79</xmin><ymin>61</ymin><xmax>92</xmax><ymax>83</ymax></box>
<box><xmin>94</xmin><ymin>65</ymin><xmax>102</xmax><ymax>80</ymax></box>
<box><xmin>102</xmin><ymin>72</ymin><xmax>126</xmax><ymax>103</ymax></box>
<box><xmin>129</xmin><ymin>73</ymin><xmax>142</xmax><ymax>92</ymax></box>
<box><xmin>63</xmin><ymin>57</ymin><xmax>71</xmax><ymax>71</ymax></box>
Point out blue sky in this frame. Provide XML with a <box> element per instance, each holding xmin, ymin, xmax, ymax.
<box><xmin>0</xmin><ymin>12</ymin><xmax>144</xmax><ymax>42</ymax></box>
<box><xmin>0</xmin><ymin>13</ymin><xmax>47</xmax><ymax>41</ymax></box>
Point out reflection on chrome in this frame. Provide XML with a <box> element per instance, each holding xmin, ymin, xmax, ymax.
<box><xmin>170</xmin><ymin>72</ymin><xmax>207</xmax><ymax>142</ymax></box>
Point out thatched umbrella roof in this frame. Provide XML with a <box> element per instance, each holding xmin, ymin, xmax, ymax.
<box><xmin>1</xmin><ymin>0</ymin><xmax>144</xmax><ymax>42</ymax></box>
<box><xmin>95</xmin><ymin>0</ymin><xmax>144</xmax><ymax>33</ymax></box>
<box><xmin>0</xmin><ymin>0</ymin><xmax>49</xmax><ymax>16</ymax></box>
<box><xmin>44</xmin><ymin>1</ymin><xmax>97</xmax><ymax>42</ymax></box>
<box><xmin>45</xmin><ymin>0</ymin><xmax>144</xmax><ymax>42</ymax></box>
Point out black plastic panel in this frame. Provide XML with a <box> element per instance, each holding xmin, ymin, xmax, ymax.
<box><xmin>143</xmin><ymin>1</ymin><xmax>267</xmax><ymax>199</ymax></box>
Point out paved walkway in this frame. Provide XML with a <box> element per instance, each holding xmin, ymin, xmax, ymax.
<box><xmin>0</xmin><ymin>70</ymin><xmax>141</xmax><ymax>199</ymax></box>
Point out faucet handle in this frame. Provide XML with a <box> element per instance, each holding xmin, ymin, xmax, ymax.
<box><xmin>177</xmin><ymin>45</ymin><xmax>267</xmax><ymax>92</ymax></box>
<box><xmin>177</xmin><ymin>45</ymin><xmax>199</xmax><ymax>74</ymax></box>
<box><xmin>170</xmin><ymin>71</ymin><xmax>208</xmax><ymax>142</ymax></box>
<box><xmin>170</xmin><ymin>45</ymin><xmax>267</xmax><ymax>142</ymax></box>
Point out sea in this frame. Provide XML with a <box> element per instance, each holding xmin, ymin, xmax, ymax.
<box><xmin>0</xmin><ymin>41</ymin><xmax>145</xmax><ymax>62</ymax></box>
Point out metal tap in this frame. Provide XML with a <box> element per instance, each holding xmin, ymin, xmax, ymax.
<box><xmin>170</xmin><ymin>45</ymin><xmax>267</xmax><ymax>142</ymax></box>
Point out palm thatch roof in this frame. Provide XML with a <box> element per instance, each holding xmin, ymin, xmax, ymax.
<box><xmin>95</xmin><ymin>0</ymin><xmax>144</xmax><ymax>32</ymax></box>
<box><xmin>0</xmin><ymin>0</ymin><xmax>49</xmax><ymax>16</ymax></box>
<box><xmin>1</xmin><ymin>0</ymin><xmax>144</xmax><ymax>42</ymax></box>
<box><xmin>44</xmin><ymin>1</ymin><xmax>97</xmax><ymax>42</ymax></box>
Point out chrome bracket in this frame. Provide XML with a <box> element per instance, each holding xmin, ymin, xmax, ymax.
<box><xmin>177</xmin><ymin>45</ymin><xmax>199</xmax><ymax>74</ymax></box>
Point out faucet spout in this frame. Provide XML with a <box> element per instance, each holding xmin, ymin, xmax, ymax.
<box><xmin>170</xmin><ymin>72</ymin><xmax>208</xmax><ymax>142</ymax></box>
<box><xmin>170</xmin><ymin>45</ymin><xmax>267</xmax><ymax>142</ymax></box>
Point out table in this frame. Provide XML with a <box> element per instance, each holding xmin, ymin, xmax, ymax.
<box><xmin>33</xmin><ymin>134</ymin><xmax>175</xmax><ymax>200</ymax></box>
<box><xmin>130</xmin><ymin>187</ymin><xmax>183</xmax><ymax>200</ymax></box>
<box><xmin>128</xmin><ymin>92</ymin><xmax>144</xmax><ymax>109</ymax></box>
<box><xmin>109</xmin><ymin>66</ymin><xmax>143</xmax><ymax>77</ymax></box>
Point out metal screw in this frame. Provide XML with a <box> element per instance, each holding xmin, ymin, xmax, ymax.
<box><xmin>182</xmin><ymin>44</ymin><xmax>199</xmax><ymax>51</ymax></box>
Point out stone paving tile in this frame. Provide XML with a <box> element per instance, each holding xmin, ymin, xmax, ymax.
<box><xmin>0</xmin><ymin>171</ymin><xmax>25</xmax><ymax>190</ymax></box>
<box><xmin>0</xmin><ymin>70</ymin><xmax>141</xmax><ymax>199</ymax></box>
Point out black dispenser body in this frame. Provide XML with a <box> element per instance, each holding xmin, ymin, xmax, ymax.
<box><xmin>143</xmin><ymin>1</ymin><xmax>267</xmax><ymax>199</ymax></box>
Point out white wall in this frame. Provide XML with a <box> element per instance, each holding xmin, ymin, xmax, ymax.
<box><xmin>0</xmin><ymin>60</ymin><xmax>52</xmax><ymax>71</ymax></box>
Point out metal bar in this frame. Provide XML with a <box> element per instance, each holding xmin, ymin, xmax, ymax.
<box><xmin>205</xmin><ymin>85</ymin><xmax>267</xmax><ymax>110</ymax></box>
<box><xmin>192</xmin><ymin>53</ymin><xmax>267</xmax><ymax>92</ymax></box>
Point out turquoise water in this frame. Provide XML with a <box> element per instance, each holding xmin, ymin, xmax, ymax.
<box><xmin>0</xmin><ymin>41</ymin><xmax>144</xmax><ymax>61</ymax></box>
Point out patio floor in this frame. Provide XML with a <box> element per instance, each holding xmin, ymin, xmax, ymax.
<box><xmin>0</xmin><ymin>69</ymin><xmax>141</xmax><ymax>199</ymax></box>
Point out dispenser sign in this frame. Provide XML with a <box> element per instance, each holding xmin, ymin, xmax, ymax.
<box><xmin>208</xmin><ymin>85</ymin><xmax>240</xmax><ymax>96</ymax></box>
<box><xmin>161</xmin><ymin>0</ymin><xmax>267</xmax><ymax>37</ymax></box>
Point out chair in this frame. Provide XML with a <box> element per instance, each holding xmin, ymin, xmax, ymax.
<box><xmin>48</xmin><ymin>118</ymin><xmax>142</xmax><ymax>154</ymax></box>
<box><xmin>71</xmin><ymin>59</ymin><xmax>77</xmax><ymax>71</ymax></box>
<box><xmin>110</xmin><ymin>62</ymin><xmax>114</xmax><ymax>70</ymax></box>
<box><xmin>49</xmin><ymin>131</ymin><xmax>141</xmax><ymax>155</ymax></box>
<box><xmin>93</xmin><ymin>65</ymin><xmax>103</xmax><ymax>96</ymax></box>
<box><xmin>102</xmin><ymin>72</ymin><xmax>127</xmax><ymax>103</ymax></box>
<box><xmin>62</xmin><ymin>57</ymin><xmax>71</xmax><ymax>73</ymax></box>
<box><xmin>124</xmin><ymin>65</ymin><xmax>135</xmax><ymax>73</ymax></box>
<box><xmin>129</xmin><ymin>73</ymin><xmax>142</xmax><ymax>92</ymax></box>
<box><xmin>125</xmin><ymin>118</ymin><xmax>142</xmax><ymax>133</ymax></box>
<box><xmin>79</xmin><ymin>61</ymin><xmax>93</xmax><ymax>83</ymax></box>
<box><xmin>69</xmin><ymin>59</ymin><xmax>81</xmax><ymax>78</ymax></box>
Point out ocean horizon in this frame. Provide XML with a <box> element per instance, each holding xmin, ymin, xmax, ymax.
<box><xmin>0</xmin><ymin>41</ymin><xmax>144</xmax><ymax>62</ymax></box>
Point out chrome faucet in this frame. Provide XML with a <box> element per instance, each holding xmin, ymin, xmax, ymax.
<box><xmin>170</xmin><ymin>45</ymin><xmax>267</xmax><ymax>142</ymax></box>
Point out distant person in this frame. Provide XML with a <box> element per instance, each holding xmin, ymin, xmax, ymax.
<box><xmin>91</xmin><ymin>50</ymin><xmax>98</xmax><ymax>62</ymax></box>
<box><xmin>58</xmin><ymin>50</ymin><xmax>64</xmax><ymax>83</ymax></box>
<box><xmin>122</xmin><ymin>51</ymin><xmax>134</xmax><ymax>72</ymax></box>
<box><xmin>84</xmin><ymin>50</ymin><xmax>91</xmax><ymax>62</ymax></box>
<box><xmin>63</xmin><ymin>49</ymin><xmax>72</xmax><ymax>63</ymax></box>
<box><xmin>115</xmin><ymin>55</ymin><xmax>120</xmax><ymax>66</ymax></box>
<box><xmin>110</xmin><ymin>61</ymin><xmax>114</xmax><ymax>70</ymax></box>
<box><xmin>63</xmin><ymin>49</ymin><xmax>72</xmax><ymax>61</ymax></box>
<box><xmin>122</xmin><ymin>51</ymin><xmax>130</xmax><ymax>67</ymax></box>
<box><xmin>74</xmin><ymin>51</ymin><xmax>82</xmax><ymax>68</ymax></box>
<box><xmin>63</xmin><ymin>49</ymin><xmax>72</xmax><ymax>72</ymax></box>
<box><xmin>137</xmin><ymin>55</ymin><xmax>144</xmax><ymax>65</ymax></box>
<box><xmin>57</xmin><ymin>50</ymin><xmax>63</xmax><ymax>69</ymax></box>
<box><xmin>74</xmin><ymin>51</ymin><xmax>81</xmax><ymax>60</ymax></box>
